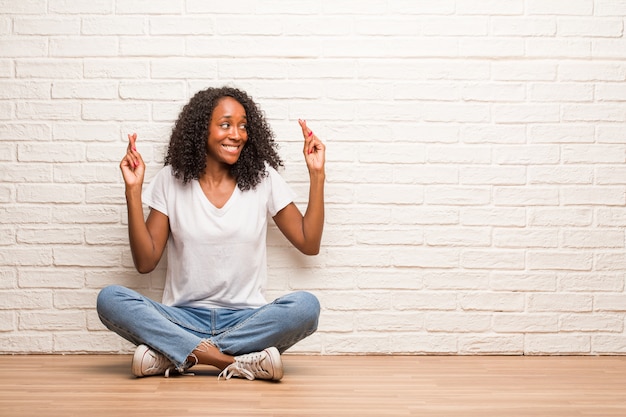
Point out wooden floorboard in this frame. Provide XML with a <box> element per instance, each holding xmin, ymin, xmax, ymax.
<box><xmin>1</xmin><ymin>354</ymin><xmax>625</xmax><ymax>416</ymax></box>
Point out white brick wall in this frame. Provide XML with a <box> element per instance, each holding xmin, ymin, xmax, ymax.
<box><xmin>1</xmin><ymin>0</ymin><xmax>626</xmax><ymax>355</ymax></box>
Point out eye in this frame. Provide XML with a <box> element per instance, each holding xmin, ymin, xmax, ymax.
<box><xmin>220</xmin><ymin>122</ymin><xmax>230</xmax><ymax>129</ymax></box>
<box><xmin>239</xmin><ymin>124</ymin><xmax>247</xmax><ymax>131</ymax></box>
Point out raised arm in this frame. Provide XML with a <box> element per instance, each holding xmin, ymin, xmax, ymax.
<box><xmin>120</xmin><ymin>133</ymin><xmax>170</xmax><ymax>273</ymax></box>
<box><xmin>273</xmin><ymin>120</ymin><xmax>326</xmax><ymax>255</ymax></box>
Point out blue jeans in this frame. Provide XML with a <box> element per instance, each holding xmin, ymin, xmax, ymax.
<box><xmin>96</xmin><ymin>285</ymin><xmax>320</xmax><ymax>371</ymax></box>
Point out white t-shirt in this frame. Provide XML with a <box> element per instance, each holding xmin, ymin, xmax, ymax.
<box><xmin>142</xmin><ymin>164</ymin><xmax>296</xmax><ymax>309</ymax></box>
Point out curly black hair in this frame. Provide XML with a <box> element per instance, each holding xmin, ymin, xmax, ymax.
<box><xmin>164</xmin><ymin>86</ymin><xmax>283</xmax><ymax>191</ymax></box>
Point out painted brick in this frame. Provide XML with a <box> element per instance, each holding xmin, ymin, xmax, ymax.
<box><xmin>425</xmin><ymin>313</ymin><xmax>491</xmax><ymax>332</ymax></box>
<box><xmin>460</xmin><ymin>166</ymin><xmax>526</xmax><ymax>185</ymax></box>
<box><xmin>525</xmin><ymin>335</ymin><xmax>591</xmax><ymax>354</ymax></box>
<box><xmin>354</xmin><ymin>17</ymin><xmax>419</xmax><ymax>36</ymax></box>
<box><xmin>0</xmin><ymin>311</ymin><xmax>15</xmax><ymax>331</ymax></box>
<box><xmin>392</xmin><ymin>292</ymin><xmax>457</xmax><ymax>311</ymax></box>
<box><xmin>526</xmin><ymin>38</ymin><xmax>591</xmax><ymax>58</ymax></box>
<box><xmin>592</xmin><ymin>336</ymin><xmax>626</xmax><ymax>354</ymax></box>
<box><xmin>356</xmin><ymin>312</ymin><xmax>424</xmax><ymax>332</ymax></box>
<box><xmin>558</xmin><ymin>61</ymin><xmax>626</xmax><ymax>81</ymax></box>
<box><xmin>0</xmin><ymin>334</ymin><xmax>53</xmax><ymax>353</ymax></box>
<box><xmin>459</xmin><ymin>292</ymin><xmax>525</xmax><ymax>312</ymax></box>
<box><xmin>120</xmin><ymin>37</ymin><xmax>185</xmax><ymax>57</ymax></box>
<box><xmin>562</xmin><ymin>104</ymin><xmax>626</xmax><ymax>122</ymax></box>
<box><xmin>17</xmin><ymin>227</ymin><xmax>84</xmax><ymax>244</ymax></box>
<box><xmin>0</xmin><ymin>291</ymin><xmax>53</xmax><ymax>309</ymax></box>
<box><xmin>528</xmin><ymin>251</ymin><xmax>593</xmax><ymax>271</ymax></box>
<box><xmin>81</xmin><ymin>17</ymin><xmax>146</xmax><ymax>36</ymax></box>
<box><xmin>491</xmin><ymin>17</ymin><xmax>556</xmax><ymax>36</ymax></box>
<box><xmin>0</xmin><ymin>81</ymin><xmax>50</xmax><ymax>99</ymax></box>
<box><xmin>391</xmin><ymin>247</ymin><xmax>460</xmax><ymax>268</ymax></box>
<box><xmin>51</xmin><ymin>81</ymin><xmax>118</xmax><ymax>100</ymax></box>
<box><xmin>84</xmin><ymin>59</ymin><xmax>149</xmax><ymax>79</ymax></box>
<box><xmin>50</xmin><ymin>37</ymin><xmax>118</xmax><ymax>58</ymax></box>
<box><xmin>528</xmin><ymin>293</ymin><xmax>593</xmax><ymax>312</ymax></box>
<box><xmin>151</xmin><ymin>58</ymin><xmax>217</xmax><ymax>79</ymax></box>
<box><xmin>559</xmin><ymin>273</ymin><xmax>624</xmax><ymax>292</ymax></box>
<box><xmin>461</xmin><ymin>250</ymin><xmax>525</xmax><ymax>270</ymax></box>
<box><xmin>528</xmin><ymin>125</ymin><xmax>595</xmax><ymax>143</ymax></box>
<box><xmin>558</xmin><ymin>17</ymin><xmax>624</xmax><ymax>37</ymax></box>
<box><xmin>19</xmin><ymin>269</ymin><xmax>85</xmax><ymax>289</ymax></box>
<box><xmin>0</xmin><ymin>39</ymin><xmax>47</xmax><ymax>57</ymax></box>
<box><xmin>17</xmin><ymin>184</ymin><xmax>84</xmax><ymax>203</ymax></box>
<box><xmin>594</xmin><ymin>295</ymin><xmax>626</xmax><ymax>312</ymax></box>
<box><xmin>528</xmin><ymin>208</ymin><xmax>592</xmax><ymax>227</ymax></box>
<box><xmin>527</xmin><ymin>0</ymin><xmax>593</xmax><ymax>16</ymax></box>
<box><xmin>13</xmin><ymin>17</ymin><xmax>80</xmax><ymax>35</ymax></box>
<box><xmin>461</xmin><ymin>208</ymin><xmax>526</xmax><ymax>227</ymax></box>
<box><xmin>559</xmin><ymin>314</ymin><xmax>624</xmax><ymax>332</ymax></box>
<box><xmin>16</xmin><ymin>101</ymin><xmax>80</xmax><ymax>121</ymax></box>
<box><xmin>528</xmin><ymin>166</ymin><xmax>593</xmax><ymax>185</ymax></box>
<box><xmin>459</xmin><ymin>335</ymin><xmax>524</xmax><ymax>354</ymax></box>
<box><xmin>529</xmin><ymin>83</ymin><xmax>593</xmax><ymax>102</ymax></box>
<box><xmin>597</xmin><ymin>124</ymin><xmax>626</xmax><ymax>143</ymax></box>
<box><xmin>388</xmin><ymin>333</ymin><xmax>458</xmax><ymax>354</ymax></box>
<box><xmin>561</xmin><ymin>230</ymin><xmax>624</xmax><ymax>249</ymax></box>
<box><xmin>493</xmin><ymin>229</ymin><xmax>558</xmax><ymax>249</ymax></box>
<box><xmin>425</xmin><ymin>227</ymin><xmax>491</xmax><ymax>247</ymax></box>
<box><xmin>456</xmin><ymin>0</ymin><xmax>524</xmax><ymax>15</ymax></box>
<box><xmin>0</xmin><ymin>163</ymin><xmax>52</xmax><ymax>182</ymax></box>
<box><xmin>493</xmin><ymin>187</ymin><xmax>560</xmax><ymax>206</ymax></box>
<box><xmin>493</xmin><ymin>313</ymin><xmax>559</xmax><ymax>333</ymax></box>
<box><xmin>82</xmin><ymin>102</ymin><xmax>151</xmax><ymax>121</ymax></box>
<box><xmin>389</xmin><ymin>1</ymin><xmax>455</xmax><ymax>15</ymax></box>
<box><xmin>53</xmin><ymin>332</ymin><xmax>126</xmax><ymax>353</ymax></box>
<box><xmin>19</xmin><ymin>311</ymin><xmax>86</xmax><ymax>330</ymax></box>
<box><xmin>15</xmin><ymin>59</ymin><xmax>83</xmax><ymax>79</ymax></box>
<box><xmin>592</xmin><ymin>39</ymin><xmax>626</xmax><ymax>58</ymax></box>
<box><xmin>18</xmin><ymin>143</ymin><xmax>85</xmax><ymax>163</ymax></box>
<box><xmin>460</xmin><ymin>38</ymin><xmax>525</xmax><ymax>58</ymax></box>
<box><xmin>561</xmin><ymin>186</ymin><xmax>625</xmax><ymax>206</ymax></box>
<box><xmin>595</xmin><ymin>0</ymin><xmax>626</xmax><ymax>16</ymax></box>
<box><xmin>47</xmin><ymin>0</ymin><xmax>113</xmax><ymax>14</ymax></box>
<box><xmin>116</xmin><ymin>0</ymin><xmax>182</xmax><ymax>14</ymax></box>
<box><xmin>422</xmin><ymin>17</ymin><xmax>488</xmax><ymax>36</ymax></box>
<box><xmin>424</xmin><ymin>272</ymin><xmax>489</xmax><ymax>290</ymax></box>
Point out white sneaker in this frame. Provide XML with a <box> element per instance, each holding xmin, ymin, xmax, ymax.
<box><xmin>131</xmin><ymin>344</ymin><xmax>176</xmax><ymax>378</ymax></box>
<box><xmin>218</xmin><ymin>347</ymin><xmax>283</xmax><ymax>381</ymax></box>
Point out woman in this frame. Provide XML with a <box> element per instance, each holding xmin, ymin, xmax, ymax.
<box><xmin>96</xmin><ymin>86</ymin><xmax>325</xmax><ymax>381</ymax></box>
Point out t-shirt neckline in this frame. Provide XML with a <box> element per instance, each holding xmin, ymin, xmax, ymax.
<box><xmin>192</xmin><ymin>180</ymin><xmax>241</xmax><ymax>216</ymax></box>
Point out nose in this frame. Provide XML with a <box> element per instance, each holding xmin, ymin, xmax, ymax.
<box><xmin>229</xmin><ymin>126</ymin><xmax>242</xmax><ymax>140</ymax></box>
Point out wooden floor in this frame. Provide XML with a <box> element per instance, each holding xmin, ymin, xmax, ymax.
<box><xmin>1</xmin><ymin>355</ymin><xmax>625</xmax><ymax>417</ymax></box>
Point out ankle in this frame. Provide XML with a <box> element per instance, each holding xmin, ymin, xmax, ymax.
<box><xmin>185</xmin><ymin>352</ymin><xmax>199</xmax><ymax>368</ymax></box>
<box><xmin>192</xmin><ymin>340</ymin><xmax>234</xmax><ymax>370</ymax></box>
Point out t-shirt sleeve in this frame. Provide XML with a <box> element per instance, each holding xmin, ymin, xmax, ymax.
<box><xmin>142</xmin><ymin>166</ymin><xmax>171</xmax><ymax>217</ymax></box>
<box><xmin>266</xmin><ymin>166</ymin><xmax>297</xmax><ymax>217</ymax></box>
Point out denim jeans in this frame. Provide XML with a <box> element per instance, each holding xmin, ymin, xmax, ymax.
<box><xmin>96</xmin><ymin>285</ymin><xmax>320</xmax><ymax>371</ymax></box>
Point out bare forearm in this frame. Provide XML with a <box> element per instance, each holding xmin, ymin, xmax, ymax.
<box><xmin>302</xmin><ymin>172</ymin><xmax>325</xmax><ymax>255</ymax></box>
<box><xmin>125</xmin><ymin>189</ymin><xmax>159</xmax><ymax>273</ymax></box>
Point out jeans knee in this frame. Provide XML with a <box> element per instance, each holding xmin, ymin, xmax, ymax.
<box><xmin>283</xmin><ymin>291</ymin><xmax>320</xmax><ymax>331</ymax></box>
<box><xmin>96</xmin><ymin>285</ymin><xmax>128</xmax><ymax>318</ymax></box>
<box><xmin>301</xmin><ymin>291</ymin><xmax>321</xmax><ymax>318</ymax></box>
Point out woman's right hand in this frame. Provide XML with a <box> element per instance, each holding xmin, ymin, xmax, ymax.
<box><xmin>120</xmin><ymin>133</ymin><xmax>145</xmax><ymax>189</ymax></box>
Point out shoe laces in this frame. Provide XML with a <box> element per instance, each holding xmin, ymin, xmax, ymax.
<box><xmin>145</xmin><ymin>351</ymin><xmax>176</xmax><ymax>378</ymax></box>
<box><xmin>218</xmin><ymin>350</ymin><xmax>269</xmax><ymax>381</ymax></box>
<box><xmin>152</xmin><ymin>351</ymin><xmax>197</xmax><ymax>378</ymax></box>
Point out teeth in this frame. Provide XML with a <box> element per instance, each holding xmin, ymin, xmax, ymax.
<box><xmin>223</xmin><ymin>145</ymin><xmax>238</xmax><ymax>150</ymax></box>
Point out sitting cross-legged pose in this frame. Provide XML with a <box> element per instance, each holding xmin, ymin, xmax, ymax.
<box><xmin>97</xmin><ymin>86</ymin><xmax>325</xmax><ymax>381</ymax></box>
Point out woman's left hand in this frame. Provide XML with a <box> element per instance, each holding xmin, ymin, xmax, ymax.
<box><xmin>299</xmin><ymin>119</ymin><xmax>326</xmax><ymax>174</ymax></box>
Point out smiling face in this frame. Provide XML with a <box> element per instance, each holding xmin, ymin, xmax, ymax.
<box><xmin>206</xmin><ymin>96</ymin><xmax>248</xmax><ymax>167</ymax></box>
